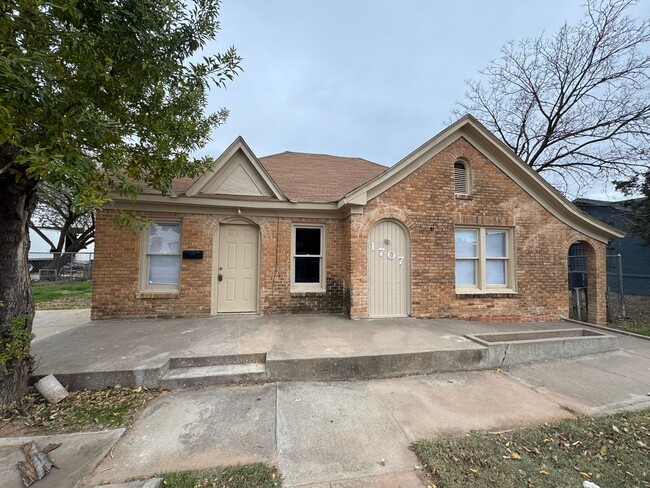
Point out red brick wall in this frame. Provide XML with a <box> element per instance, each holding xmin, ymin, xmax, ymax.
<box><xmin>348</xmin><ymin>137</ymin><xmax>607</xmax><ymax>324</ymax></box>
<box><xmin>91</xmin><ymin>212</ymin><xmax>349</xmax><ymax>319</ymax></box>
<box><xmin>93</xmin><ymin>137</ymin><xmax>608</xmax><ymax>324</ymax></box>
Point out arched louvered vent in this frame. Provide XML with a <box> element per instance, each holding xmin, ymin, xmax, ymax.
<box><xmin>454</xmin><ymin>161</ymin><xmax>469</xmax><ymax>195</ymax></box>
<box><xmin>454</xmin><ymin>161</ymin><xmax>469</xmax><ymax>194</ymax></box>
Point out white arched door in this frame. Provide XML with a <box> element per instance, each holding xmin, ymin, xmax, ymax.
<box><xmin>368</xmin><ymin>220</ymin><xmax>410</xmax><ymax>317</ymax></box>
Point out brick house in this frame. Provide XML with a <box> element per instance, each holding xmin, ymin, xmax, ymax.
<box><xmin>92</xmin><ymin>115</ymin><xmax>622</xmax><ymax>324</ymax></box>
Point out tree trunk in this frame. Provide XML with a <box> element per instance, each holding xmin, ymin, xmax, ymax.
<box><xmin>0</xmin><ymin>167</ymin><xmax>38</xmax><ymax>408</ymax></box>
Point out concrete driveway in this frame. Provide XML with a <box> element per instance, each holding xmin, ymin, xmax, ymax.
<box><xmin>85</xmin><ymin>346</ymin><xmax>650</xmax><ymax>487</ymax></box>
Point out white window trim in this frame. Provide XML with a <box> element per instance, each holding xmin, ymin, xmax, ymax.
<box><xmin>454</xmin><ymin>160</ymin><xmax>471</xmax><ymax>196</ymax></box>
<box><xmin>139</xmin><ymin>221</ymin><xmax>182</xmax><ymax>293</ymax></box>
<box><xmin>291</xmin><ymin>224</ymin><xmax>326</xmax><ymax>293</ymax></box>
<box><xmin>455</xmin><ymin>226</ymin><xmax>515</xmax><ymax>294</ymax></box>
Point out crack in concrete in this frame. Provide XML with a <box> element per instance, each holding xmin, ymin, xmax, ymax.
<box><xmin>499</xmin><ymin>343</ymin><xmax>510</xmax><ymax>368</ymax></box>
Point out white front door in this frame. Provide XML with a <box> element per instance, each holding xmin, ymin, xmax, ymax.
<box><xmin>368</xmin><ymin>220</ymin><xmax>410</xmax><ymax>317</ymax></box>
<box><xmin>216</xmin><ymin>224</ymin><xmax>259</xmax><ymax>313</ymax></box>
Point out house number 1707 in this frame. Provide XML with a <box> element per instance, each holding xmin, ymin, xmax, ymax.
<box><xmin>370</xmin><ymin>242</ymin><xmax>405</xmax><ymax>264</ymax></box>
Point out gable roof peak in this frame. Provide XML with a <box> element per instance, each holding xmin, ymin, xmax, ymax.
<box><xmin>185</xmin><ymin>136</ymin><xmax>287</xmax><ymax>200</ymax></box>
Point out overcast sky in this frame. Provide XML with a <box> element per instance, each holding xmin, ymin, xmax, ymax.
<box><xmin>199</xmin><ymin>0</ymin><xmax>646</xmax><ymax>200</ymax></box>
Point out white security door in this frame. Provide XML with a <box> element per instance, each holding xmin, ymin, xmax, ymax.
<box><xmin>217</xmin><ymin>224</ymin><xmax>259</xmax><ymax>313</ymax></box>
<box><xmin>368</xmin><ymin>220</ymin><xmax>410</xmax><ymax>317</ymax></box>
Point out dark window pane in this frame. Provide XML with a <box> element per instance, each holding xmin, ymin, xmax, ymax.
<box><xmin>295</xmin><ymin>257</ymin><xmax>321</xmax><ymax>283</ymax></box>
<box><xmin>295</xmin><ymin>228</ymin><xmax>321</xmax><ymax>255</ymax></box>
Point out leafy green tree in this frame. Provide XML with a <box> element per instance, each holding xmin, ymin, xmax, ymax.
<box><xmin>0</xmin><ymin>0</ymin><xmax>240</xmax><ymax>406</ymax></box>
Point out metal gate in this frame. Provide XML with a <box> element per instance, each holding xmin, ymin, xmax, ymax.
<box><xmin>568</xmin><ymin>243</ymin><xmax>588</xmax><ymax>321</ymax></box>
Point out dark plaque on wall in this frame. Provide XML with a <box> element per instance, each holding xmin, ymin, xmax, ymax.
<box><xmin>182</xmin><ymin>250</ymin><xmax>203</xmax><ymax>260</ymax></box>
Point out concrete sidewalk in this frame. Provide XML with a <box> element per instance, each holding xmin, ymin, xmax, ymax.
<box><xmin>19</xmin><ymin>312</ymin><xmax>650</xmax><ymax>486</ymax></box>
<box><xmin>0</xmin><ymin>429</ymin><xmax>124</xmax><ymax>488</ymax></box>
<box><xmin>84</xmin><ymin>346</ymin><xmax>650</xmax><ymax>487</ymax></box>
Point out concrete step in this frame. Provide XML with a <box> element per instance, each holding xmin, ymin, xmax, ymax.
<box><xmin>160</xmin><ymin>363</ymin><xmax>267</xmax><ymax>389</ymax></box>
<box><xmin>169</xmin><ymin>352</ymin><xmax>266</xmax><ymax>369</ymax></box>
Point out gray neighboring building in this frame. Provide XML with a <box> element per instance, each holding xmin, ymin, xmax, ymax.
<box><xmin>574</xmin><ymin>198</ymin><xmax>650</xmax><ymax>296</ymax></box>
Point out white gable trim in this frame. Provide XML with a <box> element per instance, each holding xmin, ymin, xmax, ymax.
<box><xmin>186</xmin><ymin>136</ymin><xmax>287</xmax><ymax>201</ymax></box>
<box><xmin>340</xmin><ymin>115</ymin><xmax>623</xmax><ymax>243</ymax></box>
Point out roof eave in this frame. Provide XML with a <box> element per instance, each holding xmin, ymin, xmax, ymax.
<box><xmin>340</xmin><ymin>114</ymin><xmax>624</xmax><ymax>242</ymax></box>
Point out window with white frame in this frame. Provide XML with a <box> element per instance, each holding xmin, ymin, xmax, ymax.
<box><xmin>141</xmin><ymin>222</ymin><xmax>181</xmax><ymax>291</ymax></box>
<box><xmin>455</xmin><ymin>227</ymin><xmax>514</xmax><ymax>292</ymax></box>
<box><xmin>292</xmin><ymin>225</ymin><xmax>325</xmax><ymax>291</ymax></box>
<box><xmin>454</xmin><ymin>160</ymin><xmax>470</xmax><ymax>195</ymax></box>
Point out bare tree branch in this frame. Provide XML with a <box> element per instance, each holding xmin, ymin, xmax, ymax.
<box><xmin>31</xmin><ymin>182</ymin><xmax>95</xmax><ymax>253</ymax></box>
<box><xmin>453</xmin><ymin>0</ymin><xmax>650</xmax><ymax>195</ymax></box>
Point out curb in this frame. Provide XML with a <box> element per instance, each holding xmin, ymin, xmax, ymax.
<box><xmin>91</xmin><ymin>478</ymin><xmax>162</xmax><ymax>488</ymax></box>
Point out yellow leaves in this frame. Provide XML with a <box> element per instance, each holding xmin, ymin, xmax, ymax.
<box><xmin>539</xmin><ymin>469</ymin><xmax>549</xmax><ymax>475</ymax></box>
<box><xmin>580</xmin><ymin>471</ymin><xmax>591</xmax><ymax>478</ymax></box>
<box><xmin>600</xmin><ymin>445</ymin><xmax>607</xmax><ymax>456</ymax></box>
<box><xmin>612</xmin><ymin>425</ymin><xmax>620</xmax><ymax>433</ymax></box>
<box><xmin>510</xmin><ymin>453</ymin><xmax>522</xmax><ymax>460</ymax></box>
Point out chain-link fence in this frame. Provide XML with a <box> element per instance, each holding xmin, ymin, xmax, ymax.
<box><xmin>28</xmin><ymin>252</ymin><xmax>94</xmax><ymax>283</ymax></box>
<box><xmin>606</xmin><ymin>254</ymin><xmax>625</xmax><ymax>322</ymax></box>
<box><xmin>606</xmin><ymin>253</ymin><xmax>650</xmax><ymax>325</ymax></box>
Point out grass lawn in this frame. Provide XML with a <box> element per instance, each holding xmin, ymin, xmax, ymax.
<box><xmin>412</xmin><ymin>408</ymin><xmax>650</xmax><ymax>488</ymax></box>
<box><xmin>33</xmin><ymin>281</ymin><xmax>92</xmax><ymax>309</ymax></box>
<box><xmin>160</xmin><ymin>463</ymin><xmax>280</xmax><ymax>487</ymax></box>
<box><xmin>0</xmin><ymin>386</ymin><xmax>162</xmax><ymax>437</ymax></box>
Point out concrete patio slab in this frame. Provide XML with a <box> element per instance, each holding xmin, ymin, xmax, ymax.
<box><xmin>30</xmin><ymin>313</ymin><xmax>629</xmax><ymax>389</ymax></box>
<box><xmin>86</xmin><ymin>385</ymin><xmax>276</xmax><ymax>485</ymax></box>
<box><xmin>33</xmin><ymin>308</ymin><xmax>90</xmax><ymax>341</ymax></box>
<box><xmin>0</xmin><ymin>429</ymin><xmax>124</xmax><ymax>488</ymax></box>
<box><xmin>276</xmin><ymin>381</ymin><xmax>417</xmax><ymax>487</ymax></box>
<box><xmin>369</xmin><ymin>370</ymin><xmax>574</xmax><ymax>440</ymax></box>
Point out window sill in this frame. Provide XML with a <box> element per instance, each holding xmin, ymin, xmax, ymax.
<box><xmin>291</xmin><ymin>287</ymin><xmax>326</xmax><ymax>296</ymax></box>
<box><xmin>455</xmin><ymin>194</ymin><xmax>473</xmax><ymax>200</ymax></box>
<box><xmin>455</xmin><ymin>290</ymin><xmax>518</xmax><ymax>298</ymax></box>
<box><xmin>136</xmin><ymin>291</ymin><xmax>180</xmax><ymax>299</ymax></box>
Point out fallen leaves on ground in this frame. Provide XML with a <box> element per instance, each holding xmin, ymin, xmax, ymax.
<box><xmin>412</xmin><ymin>408</ymin><xmax>650</xmax><ymax>487</ymax></box>
<box><xmin>0</xmin><ymin>386</ymin><xmax>163</xmax><ymax>436</ymax></box>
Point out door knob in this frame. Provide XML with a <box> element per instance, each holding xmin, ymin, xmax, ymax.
<box><xmin>218</xmin><ymin>274</ymin><xmax>223</xmax><ymax>282</ymax></box>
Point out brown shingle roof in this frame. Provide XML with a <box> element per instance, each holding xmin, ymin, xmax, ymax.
<box><xmin>258</xmin><ymin>151</ymin><xmax>387</xmax><ymax>202</ymax></box>
<box><xmin>138</xmin><ymin>151</ymin><xmax>387</xmax><ymax>203</ymax></box>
